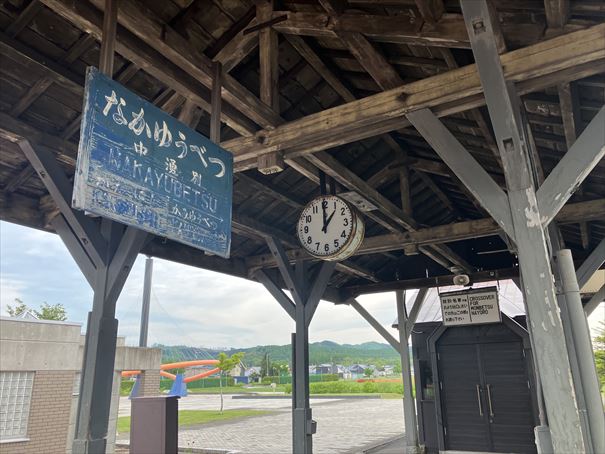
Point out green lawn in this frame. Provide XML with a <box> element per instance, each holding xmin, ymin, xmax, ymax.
<box><xmin>187</xmin><ymin>385</ymin><xmax>288</xmax><ymax>394</ymax></box>
<box><xmin>117</xmin><ymin>409</ymin><xmax>271</xmax><ymax>433</ymax></box>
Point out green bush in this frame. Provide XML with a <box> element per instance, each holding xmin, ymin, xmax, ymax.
<box><xmin>284</xmin><ymin>380</ymin><xmax>403</xmax><ymax>395</ymax></box>
<box><xmin>187</xmin><ymin>377</ymin><xmax>235</xmax><ymax>388</ymax></box>
<box><xmin>260</xmin><ymin>374</ymin><xmax>339</xmax><ymax>385</ymax></box>
<box><xmin>310</xmin><ymin>374</ymin><xmax>339</xmax><ymax>383</ymax></box>
<box><xmin>120</xmin><ymin>380</ymin><xmax>135</xmax><ymax>396</ymax></box>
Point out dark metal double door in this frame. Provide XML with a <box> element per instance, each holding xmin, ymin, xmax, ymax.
<box><xmin>438</xmin><ymin>340</ymin><xmax>536</xmax><ymax>453</ymax></box>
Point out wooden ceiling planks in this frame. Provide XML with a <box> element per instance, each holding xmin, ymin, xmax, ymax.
<box><xmin>0</xmin><ymin>0</ymin><xmax>603</xmax><ymax>294</ymax></box>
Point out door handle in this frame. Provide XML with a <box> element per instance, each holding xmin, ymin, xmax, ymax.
<box><xmin>486</xmin><ymin>384</ymin><xmax>494</xmax><ymax>417</ymax></box>
<box><xmin>476</xmin><ymin>384</ymin><xmax>483</xmax><ymax>416</ymax></box>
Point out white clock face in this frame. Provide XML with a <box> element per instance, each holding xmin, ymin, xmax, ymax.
<box><xmin>297</xmin><ymin>195</ymin><xmax>359</xmax><ymax>259</ymax></box>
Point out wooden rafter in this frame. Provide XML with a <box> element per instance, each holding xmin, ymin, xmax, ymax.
<box><xmin>225</xmin><ymin>24</ymin><xmax>605</xmax><ymax>165</ymax></box>
<box><xmin>40</xmin><ymin>0</ymin><xmax>258</xmax><ymax>137</ymax></box>
<box><xmin>271</xmin><ymin>11</ymin><xmax>470</xmax><ymax>48</ymax></box>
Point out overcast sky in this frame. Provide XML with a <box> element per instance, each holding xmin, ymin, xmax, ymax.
<box><xmin>1</xmin><ymin>221</ymin><xmax>602</xmax><ymax>348</ymax></box>
<box><xmin>0</xmin><ymin>221</ymin><xmax>403</xmax><ymax>348</ymax></box>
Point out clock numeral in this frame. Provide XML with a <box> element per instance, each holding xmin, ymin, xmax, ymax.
<box><xmin>304</xmin><ymin>226</ymin><xmax>309</xmax><ymax>234</ymax></box>
<box><xmin>306</xmin><ymin>215</ymin><xmax>312</xmax><ymax>223</ymax></box>
<box><xmin>322</xmin><ymin>200</ymin><xmax>328</xmax><ymax>209</ymax></box>
<box><xmin>343</xmin><ymin>218</ymin><xmax>349</xmax><ymax>226</ymax></box>
<box><xmin>334</xmin><ymin>239</ymin><xmax>339</xmax><ymax>248</ymax></box>
<box><xmin>312</xmin><ymin>206</ymin><xmax>318</xmax><ymax>214</ymax></box>
<box><xmin>307</xmin><ymin>236</ymin><xmax>312</xmax><ymax>244</ymax></box>
<box><xmin>324</xmin><ymin>244</ymin><xmax>329</xmax><ymax>252</ymax></box>
<box><xmin>315</xmin><ymin>242</ymin><xmax>320</xmax><ymax>251</ymax></box>
<box><xmin>340</xmin><ymin>230</ymin><xmax>346</xmax><ymax>238</ymax></box>
<box><xmin>341</xmin><ymin>207</ymin><xmax>345</xmax><ymax>216</ymax></box>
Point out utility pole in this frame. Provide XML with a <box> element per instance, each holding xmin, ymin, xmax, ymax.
<box><xmin>139</xmin><ymin>256</ymin><xmax>153</xmax><ymax>347</ymax></box>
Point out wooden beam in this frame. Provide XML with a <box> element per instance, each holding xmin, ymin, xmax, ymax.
<box><xmin>414</xmin><ymin>0</ymin><xmax>445</xmax><ymax>23</ymax></box>
<box><xmin>5</xmin><ymin>1</ymin><xmax>44</xmax><ymax>38</ymax></box>
<box><xmin>414</xmin><ymin>171</ymin><xmax>459</xmax><ymax>219</ymax></box>
<box><xmin>284</xmin><ymin>34</ymin><xmax>355</xmax><ymax>102</ymax></box>
<box><xmin>40</xmin><ymin>0</ymin><xmax>257</xmax><ymax>137</ymax></box>
<box><xmin>558</xmin><ymin>82</ymin><xmax>579</xmax><ymax>149</ymax></box>
<box><xmin>345</xmin><ymin>267</ymin><xmax>519</xmax><ymax>296</ymax></box>
<box><xmin>558</xmin><ymin>81</ymin><xmax>590</xmax><ymax>248</ymax></box>
<box><xmin>258</xmin><ymin>0</ymin><xmax>279</xmax><ymax>112</ymax></box>
<box><xmin>0</xmin><ymin>190</ymin><xmax>45</xmax><ymax>229</ymax></box>
<box><xmin>206</xmin><ymin>6</ymin><xmax>256</xmax><ymax>59</ymax></box>
<box><xmin>9</xmin><ymin>78</ymin><xmax>54</xmax><ymax>117</ymax></box>
<box><xmin>545</xmin><ymin>0</ymin><xmax>570</xmax><ymax>29</ymax></box>
<box><xmin>272</xmin><ymin>11</ymin><xmax>470</xmax><ymax>48</ymax></box>
<box><xmin>319</xmin><ymin>0</ymin><xmax>403</xmax><ymax>91</ymax></box>
<box><xmin>213</xmin><ymin>19</ymin><xmax>259</xmax><ymax>73</ymax></box>
<box><xmin>338</xmin><ymin>32</ymin><xmax>403</xmax><ymax>90</ymax></box>
<box><xmin>4</xmin><ymin>165</ymin><xmax>36</xmax><ymax>193</ymax></box>
<box><xmin>307</xmin><ymin>152</ymin><xmax>417</xmax><ymax>230</ymax></box>
<box><xmin>86</xmin><ymin>0</ymin><xmax>283</xmax><ymax>129</ymax></box>
<box><xmin>223</xmin><ymin>24</ymin><xmax>605</xmax><ymax>164</ymax></box>
<box><xmin>245</xmin><ymin>198</ymin><xmax>604</xmax><ymax>269</ymax></box>
<box><xmin>210</xmin><ymin>62</ymin><xmax>223</xmax><ymax>143</ymax></box>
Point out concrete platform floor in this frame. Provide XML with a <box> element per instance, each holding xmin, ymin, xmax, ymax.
<box><xmin>118</xmin><ymin>394</ymin><xmax>405</xmax><ymax>453</ymax></box>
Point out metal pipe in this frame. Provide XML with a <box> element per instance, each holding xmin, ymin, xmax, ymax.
<box><xmin>557</xmin><ymin>249</ymin><xmax>605</xmax><ymax>454</ymax></box>
<box><xmin>396</xmin><ymin>290</ymin><xmax>420</xmax><ymax>454</ymax></box>
<box><xmin>139</xmin><ymin>257</ymin><xmax>153</xmax><ymax>347</ymax></box>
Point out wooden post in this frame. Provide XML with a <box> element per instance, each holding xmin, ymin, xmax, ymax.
<box><xmin>210</xmin><ymin>62</ymin><xmax>222</xmax><ymax>144</ymax></box>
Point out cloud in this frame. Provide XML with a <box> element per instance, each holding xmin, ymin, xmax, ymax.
<box><xmin>0</xmin><ymin>276</ymin><xmax>26</xmax><ymax>313</ymax></box>
<box><xmin>0</xmin><ymin>221</ymin><xmax>411</xmax><ymax>348</ymax></box>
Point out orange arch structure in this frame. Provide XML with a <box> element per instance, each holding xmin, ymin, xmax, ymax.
<box><xmin>121</xmin><ymin>359</ymin><xmax>220</xmax><ymax>383</ymax></box>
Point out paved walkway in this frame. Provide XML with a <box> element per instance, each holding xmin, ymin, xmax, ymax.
<box><xmin>118</xmin><ymin>394</ymin><xmax>404</xmax><ymax>453</ymax></box>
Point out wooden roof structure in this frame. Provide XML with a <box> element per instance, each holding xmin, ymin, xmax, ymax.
<box><xmin>0</xmin><ymin>0</ymin><xmax>604</xmax><ymax>301</ymax></box>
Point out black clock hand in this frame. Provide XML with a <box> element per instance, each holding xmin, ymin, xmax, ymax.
<box><xmin>321</xmin><ymin>201</ymin><xmax>328</xmax><ymax>233</ymax></box>
<box><xmin>325</xmin><ymin>209</ymin><xmax>336</xmax><ymax>231</ymax></box>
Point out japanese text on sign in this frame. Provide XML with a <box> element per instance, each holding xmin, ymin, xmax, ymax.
<box><xmin>73</xmin><ymin>67</ymin><xmax>232</xmax><ymax>257</ymax></box>
<box><xmin>439</xmin><ymin>287</ymin><xmax>501</xmax><ymax>326</ymax></box>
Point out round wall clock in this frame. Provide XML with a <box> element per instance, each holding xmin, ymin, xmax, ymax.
<box><xmin>297</xmin><ymin>195</ymin><xmax>365</xmax><ymax>261</ymax></box>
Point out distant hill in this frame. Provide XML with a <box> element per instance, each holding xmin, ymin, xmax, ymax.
<box><xmin>156</xmin><ymin>340</ymin><xmax>401</xmax><ymax>367</ymax></box>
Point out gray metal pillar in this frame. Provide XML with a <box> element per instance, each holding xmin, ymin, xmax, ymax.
<box><xmin>458</xmin><ymin>2</ymin><xmax>587</xmax><ymax>450</ymax></box>
<box><xmin>548</xmin><ymin>229</ymin><xmax>593</xmax><ymax>453</ymax></box>
<box><xmin>556</xmin><ymin>249</ymin><xmax>604</xmax><ymax>454</ymax></box>
<box><xmin>513</xmin><ymin>276</ymin><xmax>553</xmax><ymax>454</ymax></box>
<box><xmin>396</xmin><ymin>291</ymin><xmax>419</xmax><ymax>454</ymax></box>
<box><xmin>258</xmin><ymin>238</ymin><xmax>335</xmax><ymax>454</ymax></box>
<box><xmin>293</xmin><ymin>278</ymin><xmax>313</xmax><ymax>454</ymax></box>
<box><xmin>139</xmin><ymin>256</ymin><xmax>153</xmax><ymax>347</ymax></box>
<box><xmin>73</xmin><ymin>224</ymin><xmax>120</xmax><ymax>454</ymax></box>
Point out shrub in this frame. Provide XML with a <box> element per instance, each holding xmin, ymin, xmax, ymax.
<box><xmin>283</xmin><ymin>380</ymin><xmax>403</xmax><ymax>395</ymax></box>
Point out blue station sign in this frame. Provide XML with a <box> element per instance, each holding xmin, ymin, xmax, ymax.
<box><xmin>73</xmin><ymin>67</ymin><xmax>233</xmax><ymax>257</ymax></box>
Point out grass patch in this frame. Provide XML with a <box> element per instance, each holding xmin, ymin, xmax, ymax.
<box><xmin>117</xmin><ymin>409</ymin><xmax>271</xmax><ymax>433</ymax></box>
<box><xmin>285</xmin><ymin>380</ymin><xmax>405</xmax><ymax>395</ymax></box>
<box><xmin>187</xmin><ymin>385</ymin><xmax>287</xmax><ymax>394</ymax></box>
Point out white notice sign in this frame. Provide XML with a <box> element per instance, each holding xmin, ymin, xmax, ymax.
<box><xmin>440</xmin><ymin>287</ymin><xmax>501</xmax><ymax>326</ymax></box>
